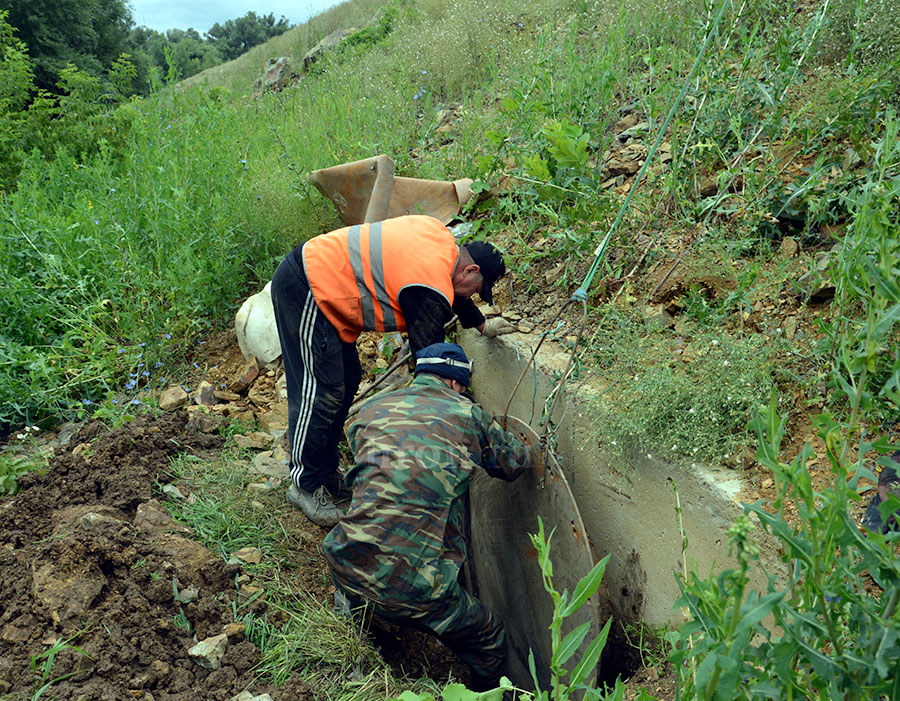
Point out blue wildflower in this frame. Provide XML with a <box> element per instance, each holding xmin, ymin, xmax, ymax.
<box><xmin>82</xmin><ymin>399</ymin><xmax>92</xmax><ymax>405</ymax></box>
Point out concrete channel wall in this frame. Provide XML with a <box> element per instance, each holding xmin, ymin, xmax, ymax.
<box><xmin>460</xmin><ymin>329</ymin><xmax>784</xmax><ymax>639</ymax></box>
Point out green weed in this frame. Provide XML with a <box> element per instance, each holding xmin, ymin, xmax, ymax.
<box><xmin>30</xmin><ymin>632</ymin><xmax>92</xmax><ymax>701</ymax></box>
<box><xmin>823</xmin><ymin>109</ymin><xmax>900</xmax><ymax>431</ymax></box>
<box><xmin>0</xmin><ymin>426</ymin><xmax>48</xmax><ymax>495</ymax></box>
<box><xmin>396</xmin><ymin>516</ymin><xmax>631</xmax><ymax>701</ymax></box>
<box><xmin>669</xmin><ymin>391</ymin><xmax>900</xmax><ymax>699</ymax></box>
<box><xmin>588</xmin><ymin>328</ymin><xmax>773</xmax><ymax>465</ymax></box>
<box><xmin>218</xmin><ymin>417</ymin><xmax>260</xmax><ymax>443</ymax></box>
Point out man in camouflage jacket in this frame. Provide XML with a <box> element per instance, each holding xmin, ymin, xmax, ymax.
<box><xmin>322</xmin><ymin>342</ymin><xmax>532</xmax><ymax>690</ymax></box>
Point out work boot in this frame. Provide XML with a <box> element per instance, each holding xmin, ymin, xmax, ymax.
<box><xmin>287</xmin><ymin>483</ymin><xmax>341</xmax><ymax>528</ymax></box>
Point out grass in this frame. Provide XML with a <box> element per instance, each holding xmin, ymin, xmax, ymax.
<box><xmin>161</xmin><ymin>442</ymin><xmax>444</xmax><ymax>698</ymax></box>
<box><xmin>586</xmin><ymin>323</ymin><xmax>775</xmax><ymax>466</ymax></box>
<box><xmin>2</xmin><ymin>0</ymin><xmax>896</xmax><ymax>433</ymax></box>
<box><xmin>3</xmin><ymin>0</ymin><xmax>899</xmax><ymax>694</ymax></box>
<box><xmin>165</xmin><ymin>451</ymin><xmax>298</xmax><ymax>570</ymax></box>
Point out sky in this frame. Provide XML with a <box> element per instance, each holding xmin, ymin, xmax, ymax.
<box><xmin>127</xmin><ymin>0</ymin><xmax>343</xmax><ymax>34</ymax></box>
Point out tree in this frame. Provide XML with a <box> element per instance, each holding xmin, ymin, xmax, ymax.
<box><xmin>5</xmin><ymin>0</ymin><xmax>132</xmax><ymax>93</ymax></box>
<box><xmin>124</xmin><ymin>25</ymin><xmax>168</xmax><ymax>93</ymax></box>
<box><xmin>168</xmin><ymin>32</ymin><xmax>222</xmax><ymax>80</ymax></box>
<box><xmin>0</xmin><ymin>10</ymin><xmax>35</xmax><ymax>187</ymax></box>
<box><xmin>207</xmin><ymin>11</ymin><xmax>291</xmax><ymax>62</ymax></box>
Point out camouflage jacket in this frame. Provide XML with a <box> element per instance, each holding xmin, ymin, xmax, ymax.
<box><xmin>322</xmin><ymin>374</ymin><xmax>531</xmax><ymax>607</ymax></box>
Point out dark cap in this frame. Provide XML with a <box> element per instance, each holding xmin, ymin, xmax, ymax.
<box><xmin>464</xmin><ymin>240</ymin><xmax>505</xmax><ymax>304</ymax></box>
<box><xmin>414</xmin><ymin>343</ymin><xmax>472</xmax><ymax>386</ymax></box>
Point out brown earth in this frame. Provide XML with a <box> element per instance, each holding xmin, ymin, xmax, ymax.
<box><xmin>0</xmin><ymin>413</ymin><xmax>288</xmax><ymax>701</ymax></box>
<box><xmin>0</xmin><ymin>401</ymin><xmax>466</xmax><ymax>700</ymax></box>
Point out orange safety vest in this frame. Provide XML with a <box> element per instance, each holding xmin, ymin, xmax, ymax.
<box><xmin>302</xmin><ymin>215</ymin><xmax>459</xmax><ymax>342</ymax></box>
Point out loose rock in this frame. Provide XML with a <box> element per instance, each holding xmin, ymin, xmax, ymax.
<box><xmin>188</xmin><ymin>633</ymin><xmax>228</xmax><ymax>670</ymax></box>
<box><xmin>159</xmin><ymin>386</ymin><xmax>188</xmax><ymax>411</ymax></box>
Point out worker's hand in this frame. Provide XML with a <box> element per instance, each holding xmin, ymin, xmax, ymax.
<box><xmin>481</xmin><ymin>317</ymin><xmax>516</xmax><ymax>338</ymax></box>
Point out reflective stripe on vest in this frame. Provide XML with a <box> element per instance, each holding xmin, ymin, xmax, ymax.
<box><xmin>302</xmin><ymin>215</ymin><xmax>459</xmax><ymax>342</ymax></box>
<box><xmin>347</xmin><ymin>222</ymin><xmax>397</xmax><ymax>332</ymax></box>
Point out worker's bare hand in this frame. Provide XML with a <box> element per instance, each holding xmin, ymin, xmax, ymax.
<box><xmin>482</xmin><ymin>317</ymin><xmax>516</xmax><ymax>338</ymax></box>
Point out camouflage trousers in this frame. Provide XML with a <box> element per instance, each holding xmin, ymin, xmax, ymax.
<box><xmin>333</xmin><ymin>575</ymin><xmax>507</xmax><ymax>682</ymax></box>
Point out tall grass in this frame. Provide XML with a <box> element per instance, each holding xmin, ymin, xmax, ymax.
<box><xmin>2</xmin><ymin>0</ymin><xmax>897</xmax><ymax>440</ymax></box>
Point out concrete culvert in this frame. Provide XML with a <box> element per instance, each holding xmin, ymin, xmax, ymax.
<box><xmin>462</xmin><ymin>329</ymin><xmax>786</xmax><ymax>690</ymax></box>
<box><xmin>469</xmin><ymin>415</ymin><xmax>635</xmax><ymax>691</ymax></box>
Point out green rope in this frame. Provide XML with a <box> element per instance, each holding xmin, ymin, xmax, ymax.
<box><xmin>572</xmin><ymin>0</ymin><xmax>734</xmax><ymax>302</ymax></box>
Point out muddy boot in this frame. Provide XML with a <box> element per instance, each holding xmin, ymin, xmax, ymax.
<box><xmin>287</xmin><ymin>484</ymin><xmax>341</xmax><ymax>528</ymax></box>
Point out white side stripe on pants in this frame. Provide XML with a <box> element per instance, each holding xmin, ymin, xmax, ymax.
<box><xmin>290</xmin><ymin>289</ymin><xmax>319</xmax><ymax>486</ymax></box>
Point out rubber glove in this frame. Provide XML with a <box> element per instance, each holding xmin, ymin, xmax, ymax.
<box><xmin>481</xmin><ymin>317</ymin><xmax>516</xmax><ymax>338</ymax></box>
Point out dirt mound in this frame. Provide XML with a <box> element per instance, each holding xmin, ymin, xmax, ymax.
<box><xmin>0</xmin><ymin>413</ymin><xmax>281</xmax><ymax>700</ymax></box>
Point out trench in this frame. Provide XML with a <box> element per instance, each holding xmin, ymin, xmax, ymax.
<box><xmin>460</xmin><ymin>329</ymin><xmax>782</xmax><ymax>688</ymax></box>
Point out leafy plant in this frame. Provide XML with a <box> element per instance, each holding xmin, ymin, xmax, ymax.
<box><xmin>30</xmin><ymin>632</ymin><xmax>92</xmax><ymax>701</ymax></box>
<box><xmin>82</xmin><ymin>391</ymin><xmax>137</xmax><ymax>428</ymax></box>
<box><xmin>172</xmin><ymin>577</ymin><xmax>192</xmax><ymax>633</ymax></box>
<box><xmin>395</xmin><ymin>680</ymin><xmax>515</xmax><ymax>701</ymax></box>
<box><xmin>528</xmin><ymin>516</ymin><xmax>614</xmax><ymax>700</ymax></box>
<box><xmin>396</xmin><ymin>517</ymin><xmax>634</xmax><ymax>701</ymax></box>
<box><xmin>824</xmin><ymin>109</ymin><xmax>900</xmax><ymax>430</ymax></box>
<box><xmin>0</xmin><ymin>425</ymin><xmax>48</xmax><ymax>495</ymax></box>
<box><xmin>669</xmin><ymin>394</ymin><xmax>900</xmax><ymax>698</ymax></box>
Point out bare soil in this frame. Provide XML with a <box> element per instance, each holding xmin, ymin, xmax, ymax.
<box><xmin>0</xmin><ymin>336</ymin><xmax>471</xmax><ymax>700</ymax></box>
<box><xmin>0</xmin><ymin>413</ymin><xmax>287</xmax><ymax>701</ymax></box>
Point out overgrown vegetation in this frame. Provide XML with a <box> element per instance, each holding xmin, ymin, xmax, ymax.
<box><xmin>3</xmin><ymin>1</ymin><xmax>292</xmax><ymax>98</ymax></box>
<box><xmin>588</xmin><ymin>326</ymin><xmax>774</xmax><ymax>465</ymax></box>
<box><xmin>1</xmin><ymin>0</ymin><xmax>899</xmax><ymax>695</ymax></box>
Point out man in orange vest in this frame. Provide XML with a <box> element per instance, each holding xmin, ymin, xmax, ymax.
<box><xmin>270</xmin><ymin>214</ymin><xmax>515</xmax><ymax>526</ymax></box>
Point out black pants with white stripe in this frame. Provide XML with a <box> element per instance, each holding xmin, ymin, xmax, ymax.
<box><xmin>271</xmin><ymin>251</ymin><xmax>362</xmax><ymax>493</ymax></box>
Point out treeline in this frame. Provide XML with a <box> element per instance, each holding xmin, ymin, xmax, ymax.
<box><xmin>4</xmin><ymin>0</ymin><xmax>291</xmax><ymax>95</ymax></box>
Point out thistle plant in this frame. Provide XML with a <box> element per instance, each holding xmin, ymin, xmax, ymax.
<box><xmin>669</xmin><ymin>392</ymin><xmax>900</xmax><ymax>699</ymax></box>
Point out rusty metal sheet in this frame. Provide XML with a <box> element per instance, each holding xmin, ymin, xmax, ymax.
<box><xmin>469</xmin><ymin>415</ymin><xmax>601</xmax><ymax>691</ymax></box>
<box><xmin>307</xmin><ymin>155</ymin><xmax>473</xmax><ymax>226</ymax></box>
